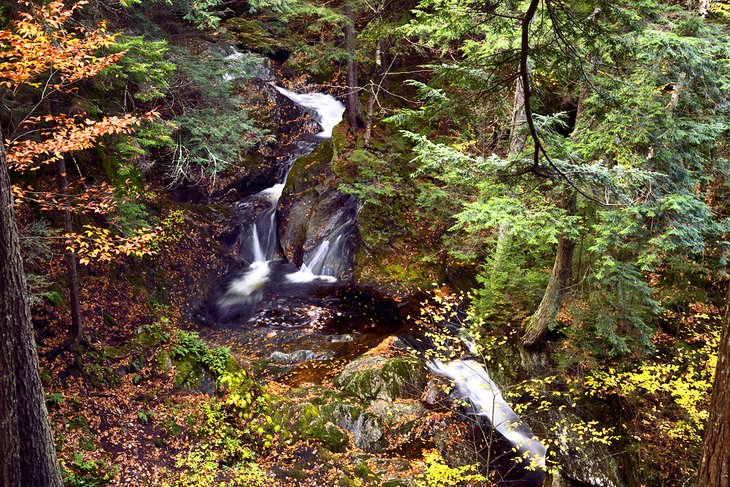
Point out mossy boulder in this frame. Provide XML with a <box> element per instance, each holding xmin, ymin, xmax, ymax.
<box><xmin>272</xmin><ymin>397</ymin><xmax>350</xmax><ymax>453</ymax></box>
<box><xmin>329</xmin><ymin>403</ymin><xmax>385</xmax><ymax>453</ymax></box>
<box><xmin>277</xmin><ymin>138</ymin><xmax>358</xmax><ymax>278</ymax></box>
<box><xmin>225</xmin><ymin>17</ymin><xmax>288</xmax><ymax>58</ymax></box>
<box><xmin>335</xmin><ymin>356</ymin><xmax>427</xmax><ymax>402</ymax></box>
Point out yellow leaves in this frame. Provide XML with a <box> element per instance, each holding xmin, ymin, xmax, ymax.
<box><xmin>0</xmin><ymin>0</ymin><xmax>123</xmax><ymax>91</ymax></box>
<box><xmin>67</xmin><ymin>224</ymin><xmax>159</xmax><ymax>265</ymax></box>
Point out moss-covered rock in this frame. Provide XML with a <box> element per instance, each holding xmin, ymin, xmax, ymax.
<box><xmin>224</xmin><ymin>17</ymin><xmax>288</xmax><ymax>58</ymax></box>
<box><xmin>335</xmin><ymin>356</ymin><xmax>427</xmax><ymax>402</ymax></box>
<box><xmin>329</xmin><ymin>403</ymin><xmax>385</xmax><ymax>453</ymax></box>
<box><xmin>271</xmin><ymin>396</ymin><xmax>350</xmax><ymax>453</ymax></box>
<box><xmin>277</xmin><ymin>137</ymin><xmax>358</xmax><ymax>278</ymax></box>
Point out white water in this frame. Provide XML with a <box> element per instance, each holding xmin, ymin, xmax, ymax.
<box><xmin>269</xmin><ymin>85</ymin><xmax>353</xmax><ymax>283</ymax></box>
<box><xmin>218</xmin><ymin>261</ymin><xmax>271</xmax><ymax>308</ymax></box>
<box><xmin>259</xmin><ymin>183</ymin><xmax>284</xmax><ymax>203</ymax></box>
<box><xmin>248</xmin><ymin>183</ymin><xmax>282</xmax><ymax>263</ymax></box>
<box><xmin>273</xmin><ymin>85</ymin><xmax>346</xmax><ymax>138</ymax></box>
<box><xmin>429</xmin><ymin>358</ymin><xmax>547</xmax><ymax>469</ymax></box>
<box><xmin>285</xmin><ymin>264</ymin><xmax>338</xmax><ymax>284</ymax></box>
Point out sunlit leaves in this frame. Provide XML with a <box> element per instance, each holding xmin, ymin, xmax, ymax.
<box><xmin>7</xmin><ymin>112</ymin><xmax>157</xmax><ymax>171</ymax></box>
<box><xmin>67</xmin><ymin>224</ymin><xmax>159</xmax><ymax>265</ymax></box>
<box><xmin>0</xmin><ymin>0</ymin><xmax>122</xmax><ymax>92</ymax></box>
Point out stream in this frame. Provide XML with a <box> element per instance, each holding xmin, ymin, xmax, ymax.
<box><xmin>201</xmin><ymin>81</ymin><xmax>547</xmax><ymax>486</ymax></box>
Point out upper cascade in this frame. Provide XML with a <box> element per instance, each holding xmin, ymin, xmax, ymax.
<box><xmin>272</xmin><ymin>85</ymin><xmax>346</xmax><ymax>138</ymax></box>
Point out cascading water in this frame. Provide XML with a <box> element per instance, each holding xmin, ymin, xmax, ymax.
<box><xmin>203</xmin><ymin>73</ymin><xmax>548</xmax><ymax>487</ymax></box>
<box><xmin>273</xmin><ymin>85</ymin><xmax>346</xmax><ymax>138</ymax></box>
<box><xmin>420</xmin><ymin>335</ymin><xmax>547</xmax><ymax>486</ymax></box>
<box><xmin>212</xmin><ymin>84</ymin><xmax>353</xmax><ymax>318</ymax></box>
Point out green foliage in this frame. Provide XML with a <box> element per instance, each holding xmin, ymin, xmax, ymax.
<box><xmin>166</xmin><ymin>48</ymin><xmax>269</xmax><ymax>185</ymax></box>
<box><xmin>99</xmin><ymin>36</ymin><xmax>174</xmax><ymax>103</ymax></box>
<box><xmin>159</xmin><ymin>369</ymin><xmax>277</xmax><ymax>486</ymax></box>
<box><xmin>170</xmin><ymin>331</ymin><xmax>233</xmax><ymax>378</ymax></box>
<box><xmin>165</xmin><ymin>445</ymin><xmax>272</xmax><ymax>487</ymax></box>
<box><xmin>62</xmin><ymin>452</ymin><xmax>120</xmax><ymax>487</ymax></box>
<box><xmin>153</xmin><ymin>209</ymin><xmax>186</xmax><ymax>248</ymax></box>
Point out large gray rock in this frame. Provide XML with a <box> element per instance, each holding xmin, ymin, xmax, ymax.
<box><xmin>330</xmin><ymin>403</ymin><xmax>385</xmax><ymax>452</ymax></box>
<box><xmin>334</xmin><ymin>355</ymin><xmax>427</xmax><ymax>402</ymax></box>
<box><xmin>277</xmin><ymin>139</ymin><xmax>358</xmax><ymax>280</ymax></box>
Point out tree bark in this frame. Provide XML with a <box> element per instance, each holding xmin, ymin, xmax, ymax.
<box><xmin>509</xmin><ymin>76</ymin><xmax>528</xmax><ymax>155</ymax></box>
<box><xmin>0</xmin><ymin>138</ymin><xmax>63</xmax><ymax>486</ymax></box>
<box><xmin>696</xmin><ymin>284</ymin><xmax>730</xmax><ymax>487</ymax></box>
<box><xmin>522</xmin><ymin>193</ymin><xmax>576</xmax><ymax>348</ymax></box>
<box><xmin>343</xmin><ymin>1</ymin><xmax>361</xmax><ymax>132</ymax></box>
<box><xmin>490</xmin><ymin>75</ymin><xmax>530</xmax><ymax>280</ymax></box>
<box><xmin>56</xmin><ymin>158</ymin><xmax>82</xmax><ymax>341</ymax></box>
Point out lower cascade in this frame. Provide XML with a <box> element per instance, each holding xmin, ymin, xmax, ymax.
<box><xmin>430</xmin><ymin>358</ymin><xmax>547</xmax><ymax>485</ymax></box>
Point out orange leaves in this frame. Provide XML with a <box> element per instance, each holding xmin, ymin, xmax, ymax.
<box><xmin>12</xmin><ymin>180</ymin><xmax>118</xmax><ymax>214</ymax></box>
<box><xmin>6</xmin><ymin>112</ymin><xmax>158</xmax><ymax>171</ymax></box>
<box><xmin>0</xmin><ymin>0</ymin><xmax>122</xmax><ymax>92</ymax></box>
<box><xmin>0</xmin><ymin>0</ymin><xmax>165</xmax><ymax>269</ymax></box>
<box><xmin>66</xmin><ymin>224</ymin><xmax>159</xmax><ymax>265</ymax></box>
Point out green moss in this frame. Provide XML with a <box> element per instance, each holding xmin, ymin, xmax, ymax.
<box><xmin>282</xmin><ymin>468</ymin><xmax>309</xmax><ymax>480</ymax></box>
<box><xmin>284</xmin><ymin>140</ymin><xmax>334</xmax><ymax>194</ymax></box>
<box><xmin>354</xmin><ymin>461</ymin><xmax>373</xmax><ymax>479</ymax></box>
<box><xmin>336</xmin><ymin>356</ymin><xmax>426</xmax><ymax>401</ymax></box>
<box><xmin>155</xmin><ymin>350</ymin><xmax>173</xmax><ymax>372</ymax></box>
<box><xmin>225</xmin><ymin>17</ymin><xmax>286</xmax><ymax>55</ymax></box>
<box><xmin>174</xmin><ymin>358</ymin><xmax>203</xmax><ymax>388</ymax></box>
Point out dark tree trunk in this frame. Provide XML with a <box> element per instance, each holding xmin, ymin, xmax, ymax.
<box><xmin>0</xmin><ymin>139</ymin><xmax>63</xmax><ymax>486</ymax></box>
<box><xmin>697</xmin><ymin>284</ymin><xmax>730</xmax><ymax>487</ymax></box>
<box><xmin>56</xmin><ymin>158</ymin><xmax>82</xmax><ymax>341</ymax></box>
<box><xmin>343</xmin><ymin>1</ymin><xmax>361</xmax><ymax>132</ymax></box>
<box><xmin>522</xmin><ymin>193</ymin><xmax>576</xmax><ymax>349</ymax></box>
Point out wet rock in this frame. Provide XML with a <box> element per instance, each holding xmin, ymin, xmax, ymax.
<box><xmin>369</xmin><ymin>399</ymin><xmax>426</xmax><ymax>427</ymax></box>
<box><xmin>197</xmin><ymin>370</ymin><xmax>217</xmax><ymax>396</ymax></box>
<box><xmin>330</xmin><ymin>403</ymin><xmax>384</xmax><ymax>453</ymax></box>
<box><xmin>335</xmin><ymin>356</ymin><xmax>427</xmax><ymax>402</ymax></box>
<box><xmin>549</xmin><ymin>412</ymin><xmax>623</xmax><ymax>487</ymax></box>
<box><xmin>278</xmin><ymin>140</ymin><xmax>358</xmax><ymax>280</ymax></box>
<box><xmin>420</xmin><ymin>378</ymin><xmax>447</xmax><ymax>407</ymax></box>
<box><xmin>268</xmin><ymin>349</ymin><xmax>332</xmax><ymax>364</ymax></box>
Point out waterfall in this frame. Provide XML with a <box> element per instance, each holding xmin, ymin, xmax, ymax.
<box><xmin>429</xmin><ymin>359</ymin><xmax>547</xmax><ymax>468</ymax></box>
<box><xmin>272</xmin><ymin>85</ymin><xmax>346</xmax><ymax>138</ymax></box>
<box><xmin>247</xmin><ymin>184</ymin><xmax>283</xmax><ymax>264</ymax></box>
<box><xmin>420</xmin><ymin>336</ymin><xmax>547</xmax><ymax>486</ymax></box>
<box><xmin>217</xmin><ymin>260</ymin><xmax>271</xmax><ymax>308</ymax></box>
<box><xmin>214</xmin><ymin>83</ymin><xmax>351</xmax><ymax>315</ymax></box>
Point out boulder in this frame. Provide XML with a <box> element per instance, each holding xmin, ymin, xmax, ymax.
<box><xmin>335</xmin><ymin>356</ymin><xmax>427</xmax><ymax>402</ymax></box>
<box><xmin>330</xmin><ymin>403</ymin><xmax>385</xmax><ymax>453</ymax></box>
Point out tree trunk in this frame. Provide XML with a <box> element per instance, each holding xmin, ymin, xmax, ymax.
<box><xmin>490</xmin><ymin>76</ymin><xmax>530</xmax><ymax>279</ymax></box>
<box><xmin>522</xmin><ymin>193</ymin><xmax>576</xmax><ymax>349</ymax></box>
<box><xmin>363</xmin><ymin>82</ymin><xmax>377</xmax><ymax>148</ymax></box>
<box><xmin>0</xmin><ymin>138</ymin><xmax>63</xmax><ymax>486</ymax></box>
<box><xmin>56</xmin><ymin>158</ymin><xmax>82</xmax><ymax>341</ymax></box>
<box><xmin>343</xmin><ymin>1</ymin><xmax>360</xmax><ymax>132</ymax></box>
<box><xmin>696</xmin><ymin>284</ymin><xmax>730</xmax><ymax>487</ymax></box>
<box><xmin>509</xmin><ymin>76</ymin><xmax>528</xmax><ymax>155</ymax></box>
